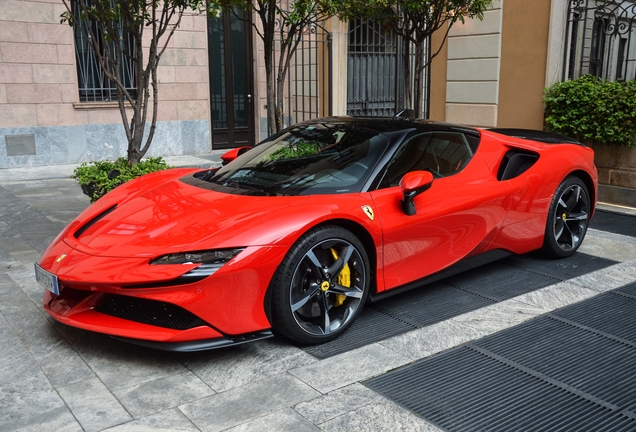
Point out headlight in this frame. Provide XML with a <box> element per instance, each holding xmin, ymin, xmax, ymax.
<box><xmin>150</xmin><ymin>248</ymin><xmax>245</xmax><ymax>279</ymax></box>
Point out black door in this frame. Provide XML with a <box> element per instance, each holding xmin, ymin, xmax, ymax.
<box><xmin>208</xmin><ymin>9</ymin><xmax>254</xmax><ymax>149</ymax></box>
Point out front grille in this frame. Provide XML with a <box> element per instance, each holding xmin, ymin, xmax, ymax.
<box><xmin>94</xmin><ymin>294</ymin><xmax>207</xmax><ymax>330</ymax></box>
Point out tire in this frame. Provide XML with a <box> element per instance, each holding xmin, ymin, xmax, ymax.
<box><xmin>542</xmin><ymin>176</ymin><xmax>590</xmax><ymax>258</ymax></box>
<box><xmin>269</xmin><ymin>225</ymin><xmax>370</xmax><ymax>344</ymax></box>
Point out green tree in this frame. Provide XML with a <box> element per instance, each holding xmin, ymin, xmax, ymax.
<box><xmin>341</xmin><ymin>0</ymin><xmax>492</xmax><ymax>117</ymax></box>
<box><xmin>61</xmin><ymin>0</ymin><xmax>214</xmax><ymax>166</ymax></box>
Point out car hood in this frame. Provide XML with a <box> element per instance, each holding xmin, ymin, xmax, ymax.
<box><xmin>63</xmin><ymin>170</ymin><xmax>312</xmax><ymax>258</ymax></box>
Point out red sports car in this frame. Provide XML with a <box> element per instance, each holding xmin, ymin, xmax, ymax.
<box><xmin>35</xmin><ymin>118</ymin><xmax>597</xmax><ymax>351</ymax></box>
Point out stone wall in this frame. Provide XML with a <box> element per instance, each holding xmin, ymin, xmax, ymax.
<box><xmin>593</xmin><ymin>143</ymin><xmax>636</xmax><ymax>189</ymax></box>
<box><xmin>0</xmin><ymin>1</ymin><xmax>211</xmax><ymax>168</ymax></box>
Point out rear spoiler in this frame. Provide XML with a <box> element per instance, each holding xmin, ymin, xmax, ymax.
<box><xmin>488</xmin><ymin>128</ymin><xmax>583</xmax><ymax>146</ymax></box>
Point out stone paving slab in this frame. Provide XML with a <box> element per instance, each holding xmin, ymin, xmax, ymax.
<box><xmin>1</xmin><ymin>164</ymin><xmax>636</xmax><ymax>431</ymax></box>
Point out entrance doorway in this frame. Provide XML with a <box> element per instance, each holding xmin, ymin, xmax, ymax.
<box><xmin>208</xmin><ymin>9</ymin><xmax>255</xmax><ymax>149</ymax></box>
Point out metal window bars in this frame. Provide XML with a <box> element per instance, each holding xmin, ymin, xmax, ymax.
<box><xmin>72</xmin><ymin>0</ymin><xmax>137</xmax><ymax>102</ymax></box>
<box><xmin>563</xmin><ymin>0</ymin><xmax>636</xmax><ymax>81</ymax></box>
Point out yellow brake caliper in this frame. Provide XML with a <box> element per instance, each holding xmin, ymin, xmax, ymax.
<box><xmin>330</xmin><ymin>248</ymin><xmax>351</xmax><ymax>307</ymax></box>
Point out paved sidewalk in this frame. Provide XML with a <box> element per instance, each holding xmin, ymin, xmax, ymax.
<box><xmin>1</xmin><ymin>161</ymin><xmax>636</xmax><ymax>431</ymax></box>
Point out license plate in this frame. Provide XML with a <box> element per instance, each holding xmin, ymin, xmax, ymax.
<box><xmin>34</xmin><ymin>263</ymin><xmax>60</xmax><ymax>295</ymax></box>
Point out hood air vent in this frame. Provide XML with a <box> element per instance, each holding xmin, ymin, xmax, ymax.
<box><xmin>74</xmin><ymin>205</ymin><xmax>118</xmax><ymax>239</ymax></box>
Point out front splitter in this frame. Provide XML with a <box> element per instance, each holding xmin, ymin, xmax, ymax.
<box><xmin>111</xmin><ymin>330</ymin><xmax>274</xmax><ymax>352</ymax></box>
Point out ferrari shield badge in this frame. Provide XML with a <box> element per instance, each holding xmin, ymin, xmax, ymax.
<box><xmin>55</xmin><ymin>254</ymin><xmax>67</xmax><ymax>263</ymax></box>
<box><xmin>361</xmin><ymin>205</ymin><xmax>374</xmax><ymax>221</ymax></box>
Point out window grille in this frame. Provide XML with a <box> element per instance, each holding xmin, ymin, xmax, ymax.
<box><xmin>72</xmin><ymin>0</ymin><xmax>137</xmax><ymax>102</ymax></box>
<box><xmin>563</xmin><ymin>0</ymin><xmax>636</xmax><ymax>82</ymax></box>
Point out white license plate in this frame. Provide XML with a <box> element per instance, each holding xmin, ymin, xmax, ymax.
<box><xmin>34</xmin><ymin>263</ymin><xmax>60</xmax><ymax>295</ymax></box>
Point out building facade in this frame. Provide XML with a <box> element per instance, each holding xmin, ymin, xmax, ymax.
<box><xmin>0</xmin><ymin>0</ymin><xmax>632</xmax><ymax>169</ymax></box>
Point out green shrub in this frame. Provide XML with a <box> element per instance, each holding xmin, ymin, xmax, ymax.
<box><xmin>71</xmin><ymin>157</ymin><xmax>171</xmax><ymax>202</ymax></box>
<box><xmin>544</xmin><ymin>75</ymin><xmax>636</xmax><ymax>147</ymax></box>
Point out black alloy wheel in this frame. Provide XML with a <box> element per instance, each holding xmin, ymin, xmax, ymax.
<box><xmin>269</xmin><ymin>226</ymin><xmax>370</xmax><ymax>344</ymax></box>
<box><xmin>543</xmin><ymin>176</ymin><xmax>590</xmax><ymax>258</ymax></box>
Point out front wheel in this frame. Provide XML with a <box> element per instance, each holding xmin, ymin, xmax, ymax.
<box><xmin>269</xmin><ymin>226</ymin><xmax>370</xmax><ymax>344</ymax></box>
<box><xmin>542</xmin><ymin>176</ymin><xmax>590</xmax><ymax>258</ymax></box>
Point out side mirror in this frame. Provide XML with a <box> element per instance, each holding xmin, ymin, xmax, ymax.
<box><xmin>220</xmin><ymin>146</ymin><xmax>252</xmax><ymax>166</ymax></box>
<box><xmin>399</xmin><ymin>171</ymin><xmax>434</xmax><ymax>216</ymax></box>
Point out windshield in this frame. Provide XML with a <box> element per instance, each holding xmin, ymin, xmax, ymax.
<box><xmin>194</xmin><ymin>123</ymin><xmax>389</xmax><ymax>196</ymax></box>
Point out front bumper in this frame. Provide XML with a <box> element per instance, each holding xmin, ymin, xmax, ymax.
<box><xmin>40</xmin><ymin>244</ymin><xmax>289</xmax><ymax>344</ymax></box>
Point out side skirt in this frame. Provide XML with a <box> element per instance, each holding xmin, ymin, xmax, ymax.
<box><xmin>369</xmin><ymin>249</ymin><xmax>512</xmax><ymax>303</ymax></box>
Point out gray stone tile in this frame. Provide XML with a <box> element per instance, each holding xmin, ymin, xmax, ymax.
<box><xmin>226</xmin><ymin>408</ymin><xmax>320</xmax><ymax>432</ymax></box>
<box><xmin>102</xmin><ymin>409</ymin><xmax>199</xmax><ymax>432</ymax></box>
<box><xmin>579</xmin><ymin>230</ymin><xmax>636</xmax><ymax>262</ymax></box>
<box><xmin>513</xmin><ymin>281</ymin><xmax>599</xmax><ymax>312</ymax></box>
<box><xmin>2</xmin><ymin>406</ymin><xmax>81</xmax><ymax>432</ymax></box>
<box><xmin>294</xmin><ymin>383</ymin><xmax>383</xmax><ymax>425</ymax></box>
<box><xmin>319</xmin><ymin>400</ymin><xmax>441</xmax><ymax>432</ymax></box>
<box><xmin>179</xmin><ymin>338</ymin><xmax>316</xmax><ymax>393</ymax></box>
<box><xmin>451</xmin><ymin>299</ymin><xmax>545</xmax><ymax>336</ymax></box>
<box><xmin>289</xmin><ymin>344</ymin><xmax>411</xmax><ymax>394</ymax></box>
<box><xmin>179</xmin><ymin>373</ymin><xmax>319</xmax><ymax>432</ymax></box>
<box><xmin>0</xmin><ymin>296</ymin><xmax>88</xmax><ymax>382</ymax></box>
<box><xmin>568</xmin><ymin>260</ymin><xmax>636</xmax><ymax>292</ymax></box>
<box><xmin>11</xmin><ymin>249</ymin><xmax>46</xmax><ymax>268</ymax></box>
<box><xmin>0</xmin><ymin>374</ymin><xmax>72</xmax><ymax>431</ymax></box>
<box><xmin>7</xmin><ymin>267</ymin><xmax>48</xmax><ymax>305</ymax></box>
<box><xmin>379</xmin><ymin>319</ymin><xmax>485</xmax><ymax>361</ymax></box>
<box><xmin>73</xmin><ymin>336</ymin><xmax>190</xmax><ymax>392</ymax></box>
<box><xmin>0</xmin><ymin>323</ymin><xmax>43</xmax><ymax>386</ymax></box>
<box><xmin>85</xmin><ymin>123</ymin><xmax>128</xmax><ymax>161</ymax></box>
<box><xmin>57</xmin><ymin>377</ymin><xmax>133</xmax><ymax>432</ymax></box>
<box><xmin>0</xmin><ymin>233</ymin><xmax>34</xmax><ymax>254</ymax></box>
<box><xmin>114</xmin><ymin>372</ymin><xmax>214</xmax><ymax>418</ymax></box>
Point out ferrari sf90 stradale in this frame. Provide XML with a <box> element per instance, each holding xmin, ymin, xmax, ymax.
<box><xmin>36</xmin><ymin>117</ymin><xmax>597</xmax><ymax>350</ymax></box>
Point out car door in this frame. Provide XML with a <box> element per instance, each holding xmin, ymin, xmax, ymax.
<box><xmin>369</xmin><ymin>131</ymin><xmax>514</xmax><ymax>292</ymax></box>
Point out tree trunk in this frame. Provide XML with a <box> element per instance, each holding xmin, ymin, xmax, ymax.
<box><xmin>402</xmin><ymin>40</ymin><xmax>411</xmax><ymax>112</ymax></box>
<box><xmin>413</xmin><ymin>39</ymin><xmax>425</xmax><ymax>119</ymax></box>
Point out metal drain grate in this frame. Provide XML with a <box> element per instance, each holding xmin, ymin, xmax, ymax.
<box><xmin>552</xmin><ymin>291</ymin><xmax>636</xmax><ymax>345</ymax></box>
<box><xmin>616</xmin><ymin>281</ymin><xmax>636</xmax><ymax>298</ymax></box>
<box><xmin>304</xmin><ymin>308</ymin><xmax>416</xmax><ymax>359</ymax></box>
<box><xmin>590</xmin><ymin>210</ymin><xmax>636</xmax><ymax>238</ymax></box>
<box><xmin>365</xmin><ymin>282</ymin><xmax>636</xmax><ymax>431</ymax></box>
<box><xmin>95</xmin><ymin>294</ymin><xmax>207</xmax><ymax>330</ymax></box>
<box><xmin>372</xmin><ymin>282</ymin><xmax>495</xmax><ymax>328</ymax></box>
<box><xmin>503</xmin><ymin>252</ymin><xmax>616</xmax><ymax>281</ymax></box>
<box><xmin>366</xmin><ymin>346</ymin><xmax>636</xmax><ymax>431</ymax></box>
<box><xmin>476</xmin><ymin>316</ymin><xmax>636</xmax><ymax>411</ymax></box>
<box><xmin>446</xmin><ymin>262</ymin><xmax>557</xmax><ymax>301</ymax></box>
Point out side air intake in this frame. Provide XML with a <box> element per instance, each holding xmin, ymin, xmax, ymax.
<box><xmin>497</xmin><ymin>150</ymin><xmax>539</xmax><ymax>181</ymax></box>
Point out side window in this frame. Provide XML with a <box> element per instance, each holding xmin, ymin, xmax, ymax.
<box><xmin>379</xmin><ymin>132</ymin><xmax>473</xmax><ymax>188</ymax></box>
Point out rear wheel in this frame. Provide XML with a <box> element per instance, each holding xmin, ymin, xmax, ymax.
<box><xmin>542</xmin><ymin>176</ymin><xmax>590</xmax><ymax>258</ymax></box>
<box><xmin>269</xmin><ymin>226</ymin><xmax>370</xmax><ymax>344</ymax></box>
